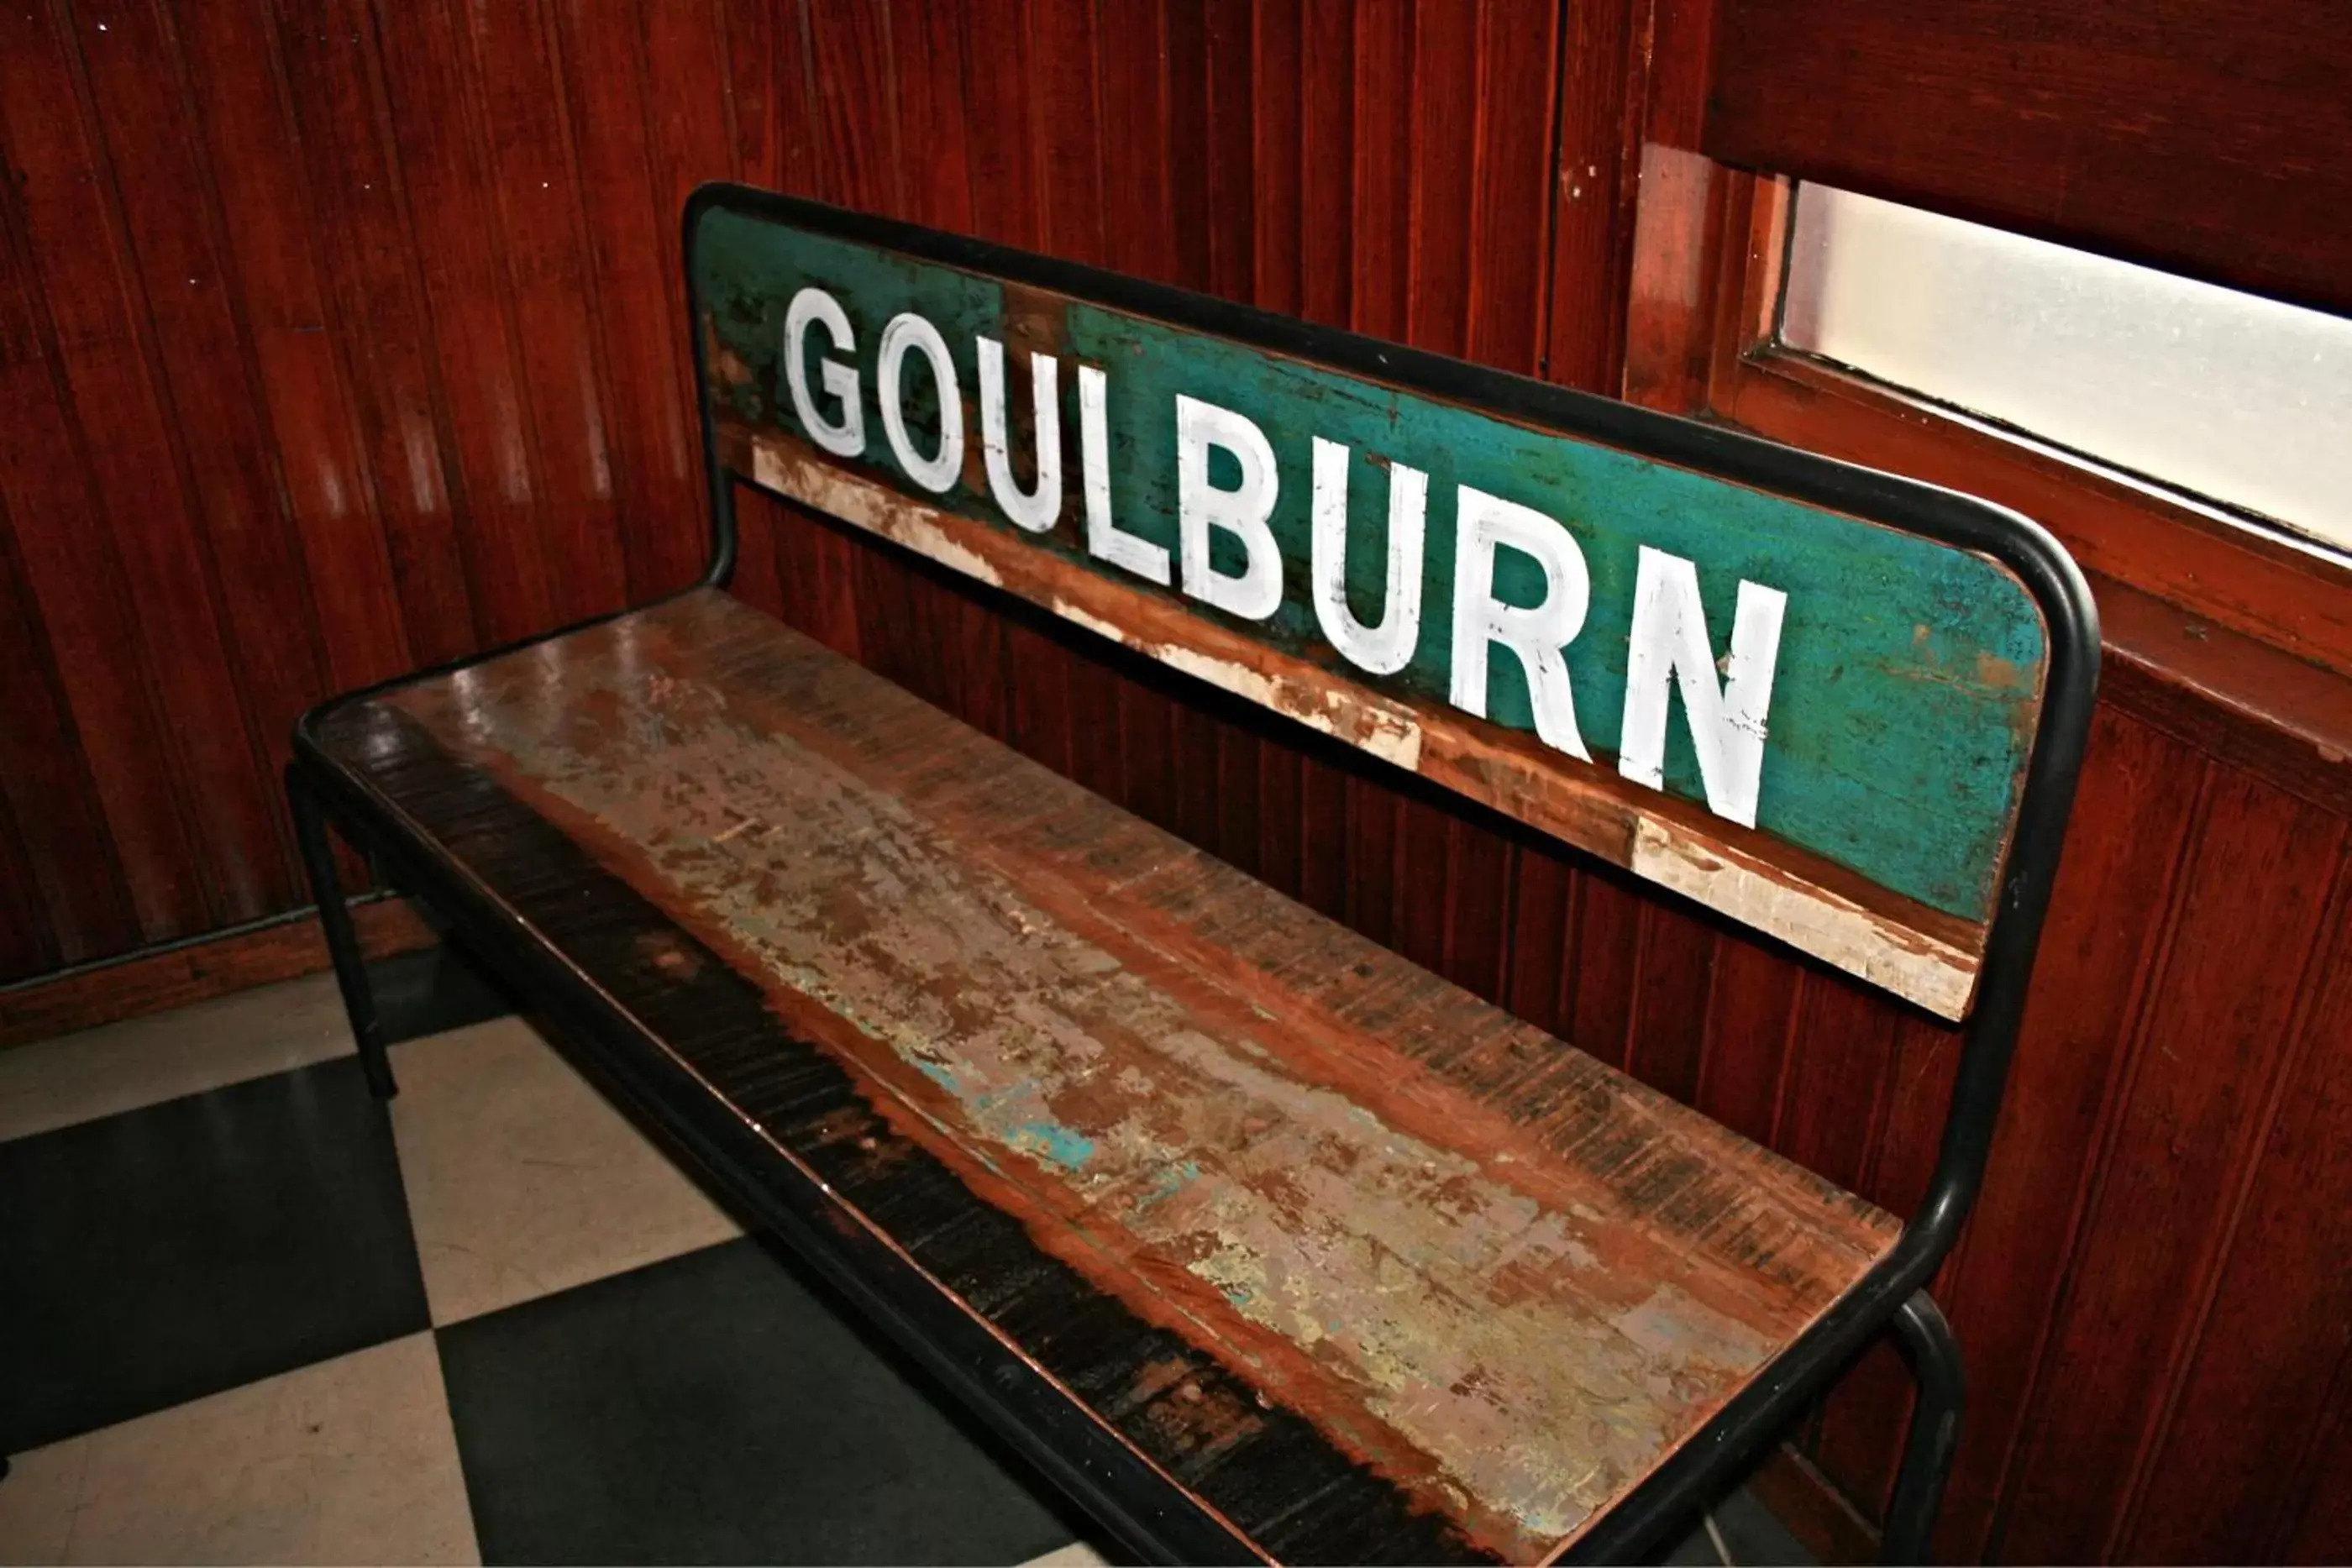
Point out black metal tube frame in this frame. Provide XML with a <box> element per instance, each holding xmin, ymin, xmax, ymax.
<box><xmin>286</xmin><ymin>181</ymin><xmax>2097</xmax><ymax>1565</ymax></box>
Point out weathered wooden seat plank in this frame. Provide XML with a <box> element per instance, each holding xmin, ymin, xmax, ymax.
<box><xmin>315</xmin><ymin>587</ymin><xmax>1898</xmax><ymax>1561</ymax></box>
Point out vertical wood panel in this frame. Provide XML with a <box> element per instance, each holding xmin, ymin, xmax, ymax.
<box><xmin>549</xmin><ymin>0</ymin><xmax>702</xmax><ymax>604</ymax></box>
<box><xmin>366</xmin><ymin>0</ymin><xmax>559</xmax><ymax>642</ymax></box>
<box><xmin>174</xmin><ymin>0</ymin><xmax>423</xmax><ymax>681</ymax></box>
<box><xmin>1624</xmin><ymin>903</ymin><xmax>1716</xmax><ymax>1104</ymax></box>
<box><xmin>1546</xmin><ymin>0</ymin><xmax>1643</xmax><ymax>391</ymax></box>
<box><xmin>2120</xmin><ymin>867</ymin><xmax>2352</xmax><ymax>1561</ymax></box>
<box><xmin>958</xmin><ymin>0</ymin><xmax>1038</xmax><ymax>249</ymax></box>
<box><xmin>1464</xmin><ymin>0</ymin><xmax>1558</xmax><ymax>376</ymax></box>
<box><xmin>1567</xmin><ymin>871</ymin><xmax>1641</xmax><ymax>1070</ymax></box>
<box><xmin>452</xmin><ymin>0</ymin><xmax>631</xmax><ymax>626</ymax></box>
<box><xmin>638</xmin><ymin>0</ymin><xmax>743</xmax><ymax>477</ymax></box>
<box><xmin>1998</xmin><ymin>771</ymin><xmax>2347</xmax><ymax>1563</ymax></box>
<box><xmin>1251</xmin><ymin>0</ymin><xmax>1303</xmax><ymax>317</ymax></box>
<box><xmin>1402</xmin><ymin>0</ymin><xmax>1474</xmax><ymax>354</ymax></box>
<box><xmin>0</xmin><ymin>200</ymin><xmax>166</xmax><ymax>954</ymax></box>
<box><xmin>273</xmin><ymin>0</ymin><xmax>484</xmax><ymax>666</ymax></box>
<box><xmin>808</xmin><ymin>0</ymin><xmax>904</xmax><ymax>222</ymax></box>
<box><xmin>1930</xmin><ymin>705</ymin><xmax>2206</xmax><ymax>1560</ymax></box>
<box><xmin>72</xmin><ymin>0</ymin><xmax>318</xmax><ymax>912</ymax></box>
<box><xmin>1693</xmin><ymin>933</ymin><xmax>1801</xmax><ymax>1146</ymax></box>
<box><xmin>1503</xmin><ymin>841</ymin><xmax>1577</xmax><ymax>1036</ymax></box>
<box><xmin>889</xmin><ymin>0</ymin><xmax>972</xmax><ymax>230</ymax></box>
<box><xmin>2284</xmin><ymin>1382</ymin><xmax>2352</xmax><ymax>1565</ymax></box>
<box><xmin>1296</xmin><ymin>0</ymin><xmax>1354</xmax><ymax>331</ymax></box>
<box><xmin>3</xmin><ymin>0</ymin><xmax>282</xmax><ymax>927</ymax></box>
<box><xmin>0</xmin><ymin>495</ymin><xmax>134</xmax><ymax>967</ymax></box>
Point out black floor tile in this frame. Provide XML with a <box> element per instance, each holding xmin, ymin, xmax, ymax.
<box><xmin>371</xmin><ymin>941</ymin><xmax>521</xmax><ymax>1045</ymax></box>
<box><xmin>1657</xmin><ymin>1483</ymin><xmax>1819</xmax><ymax>1566</ymax></box>
<box><xmin>437</xmin><ymin>1236</ymin><xmax>1084</xmax><ymax>1565</ymax></box>
<box><xmin>0</xmin><ymin>1054</ymin><xmax>429</xmax><ymax>1451</ymax></box>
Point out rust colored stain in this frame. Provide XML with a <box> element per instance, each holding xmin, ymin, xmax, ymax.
<box><xmin>345</xmin><ymin>590</ymin><xmax>1902</xmax><ymax>1561</ymax></box>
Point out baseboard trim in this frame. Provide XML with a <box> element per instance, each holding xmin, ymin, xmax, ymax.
<box><xmin>0</xmin><ymin>898</ymin><xmax>438</xmax><ymax>1050</ymax></box>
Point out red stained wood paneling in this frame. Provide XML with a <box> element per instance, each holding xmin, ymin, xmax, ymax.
<box><xmin>175</xmin><ymin>0</ymin><xmax>420</xmax><ymax>684</ymax></box>
<box><xmin>2285</xmin><ymin>1386</ymin><xmax>2352</xmax><ymax>1565</ymax></box>
<box><xmin>365</xmin><ymin>0</ymin><xmax>559</xmax><ymax>644</ymax></box>
<box><xmin>549</xmin><ymin>0</ymin><xmax>703</xmax><ymax>604</ymax></box>
<box><xmin>638</xmin><ymin>0</ymin><xmax>743</xmax><ymax>484</ymax></box>
<box><xmin>807</xmin><ymin>0</ymin><xmax>904</xmax><ymax>223</ymax></box>
<box><xmin>3</xmin><ymin>0</ymin><xmax>285</xmax><ymax>927</ymax></box>
<box><xmin>1567</xmin><ymin>870</ymin><xmax>1641</xmax><ymax>1071</ymax></box>
<box><xmin>77</xmin><ymin>0</ymin><xmax>338</xmax><ymax>796</ymax></box>
<box><xmin>1463</xmin><ymin>0</ymin><xmax>1558</xmax><ymax>378</ymax></box>
<box><xmin>889</xmin><ymin>0</ymin><xmax>972</xmax><ymax>231</ymax></box>
<box><xmin>6</xmin><ymin>11</ymin><xmax>2351</xmax><ymax>1565</ymax></box>
<box><xmin>272</xmin><ymin>0</ymin><xmax>483</xmax><ymax>667</ymax></box>
<box><xmin>2124</xmin><ymin>875</ymin><xmax>2352</xmax><ymax>1561</ymax></box>
<box><xmin>1502</xmin><ymin>839</ymin><xmax>1575</xmax><ymax>1037</ymax></box>
<box><xmin>1706</xmin><ymin>0</ymin><xmax>2352</xmax><ymax>317</ymax></box>
<box><xmin>1927</xmin><ymin>704</ymin><xmax>2206</xmax><ymax>1561</ymax></box>
<box><xmin>1624</xmin><ymin>901</ymin><xmax>1716</xmax><ymax>1106</ymax></box>
<box><xmin>0</xmin><ymin>142</ymin><xmax>205</xmax><ymax>947</ymax></box>
<box><xmin>1692</xmin><ymin>931</ymin><xmax>1803</xmax><ymax>1147</ymax></box>
<box><xmin>1401</xmin><ymin>0</ymin><xmax>1473</xmax><ymax>354</ymax></box>
<box><xmin>1998</xmin><ymin>769</ymin><xmax>2349</xmax><ymax>1563</ymax></box>
<box><xmin>1295</xmin><ymin>0</ymin><xmax>1353</xmax><ymax>332</ymax></box>
<box><xmin>958</xmin><ymin>0</ymin><xmax>1039</xmax><ymax>251</ymax></box>
<box><xmin>1546</xmin><ymin>0</ymin><xmax>1641</xmax><ymax>391</ymax></box>
<box><xmin>453</xmin><ymin>0</ymin><xmax>632</xmax><ymax>627</ymax></box>
<box><xmin>0</xmin><ymin>495</ymin><xmax>135</xmax><ymax>968</ymax></box>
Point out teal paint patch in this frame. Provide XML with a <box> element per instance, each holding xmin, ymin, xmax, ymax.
<box><xmin>1010</xmin><ymin>1121</ymin><xmax>1098</xmax><ymax>1172</ymax></box>
<box><xmin>693</xmin><ymin>208</ymin><xmax>2045</xmax><ymax>924</ymax></box>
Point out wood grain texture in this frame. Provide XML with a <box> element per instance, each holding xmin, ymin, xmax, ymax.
<box><xmin>1705</xmin><ymin>0</ymin><xmax>2352</xmax><ymax>317</ymax></box>
<box><xmin>0</xmin><ymin>0</ymin><xmax>736</xmax><ymax>983</ymax></box>
<box><xmin>728</xmin><ymin>478</ymin><xmax>2352</xmax><ymax>1565</ymax></box>
<box><xmin>1993</xmin><ymin>771</ymin><xmax>2346</xmax><ymax>1563</ymax></box>
<box><xmin>318</xmin><ymin>585</ymin><xmax>1901</xmax><ymax>1561</ymax></box>
<box><xmin>8</xmin><ymin>6</ymin><xmax>2352</xmax><ymax>1560</ymax></box>
<box><xmin>0</xmin><ymin>896</ymin><xmax>435</xmax><ymax>1050</ymax></box>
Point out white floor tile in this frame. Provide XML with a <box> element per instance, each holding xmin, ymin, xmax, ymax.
<box><xmin>389</xmin><ymin>1015</ymin><xmax>741</xmax><ymax>1325</ymax></box>
<box><xmin>0</xmin><ymin>1333</ymin><xmax>475</xmax><ymax>1566</ymax></box>
<box><xmin>1017</xmin><ymin>1540</ymin><xmax>1112</xmax><ymax>1567</ymax></box>
<box><xmin>0</xmin><ymin>973</ymin><xmax>355</xmax><ymax>1142</ymax></box>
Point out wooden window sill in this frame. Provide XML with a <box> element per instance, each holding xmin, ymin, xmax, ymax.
<box><xmin>1716</xmin><ymin>349</ymin><xmax>2352</xmax><ymax>807</ymax></box>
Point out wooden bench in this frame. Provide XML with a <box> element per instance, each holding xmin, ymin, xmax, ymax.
<box><xmin>286</xmin><ymin>185</ymin><xmax>2097</xmax><ymax>1564</ymax></box>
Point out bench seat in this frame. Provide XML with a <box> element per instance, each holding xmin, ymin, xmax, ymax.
<box><xmin>303</xmin><ymin>586</ymin><xmax>1901</xmax><ymax>1563</ymax></box>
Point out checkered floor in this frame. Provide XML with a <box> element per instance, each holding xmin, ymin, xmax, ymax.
<box><xmin>0</xmin><ymin>941</ymin><xmax>1811</xmax><ymax>1565</ymax></box>
<box><xmin>0</xmin><ymin>946</ymin><xmax>1103</xmax><ymax>1565</ymax></box>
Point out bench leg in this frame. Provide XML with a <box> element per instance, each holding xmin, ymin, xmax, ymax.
<box><xmin>287</xmin><ymin>765</ymin><xmax>396</xmax><ymax>1099</ymax></box>
<box><xmin>1881</xmin><ymin>1289</ymin><xmax>1964</xmax><ymax>1565</ymax></box>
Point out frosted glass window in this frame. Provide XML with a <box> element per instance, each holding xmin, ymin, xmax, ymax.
<box><xmin>1780</xmin><ymin>184</ymin><xmax>2352</xmax><ymax>555</ymax></box>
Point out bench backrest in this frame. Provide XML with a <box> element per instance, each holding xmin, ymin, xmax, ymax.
<box><xmin>684</xmin><ymin>184</ymin><xmax>2094</xmax><ymax>1052</ymax></box>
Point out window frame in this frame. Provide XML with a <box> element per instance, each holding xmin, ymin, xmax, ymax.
<box><xmin>1632</xmin><ymin>168</ymin><xmax>2352</xmax><ymax>689</ymax></box>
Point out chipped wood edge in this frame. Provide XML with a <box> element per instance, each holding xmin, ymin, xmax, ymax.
<box><xmin>734</xmin><ymin>424</ymin><xmax>1985</xmax><ymax>1020</ymax></box>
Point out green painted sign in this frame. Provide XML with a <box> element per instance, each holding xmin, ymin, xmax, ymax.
<box><xmin>692</xmin><ymin>207</ymin><xmax>2045</xmax><ymax>927</ymax></box>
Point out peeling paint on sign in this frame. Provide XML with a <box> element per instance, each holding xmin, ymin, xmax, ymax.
<box><xmin>693</xmin><ymin>207</ymin><xmax>2050</xmax><ymax>941</ymax></box>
